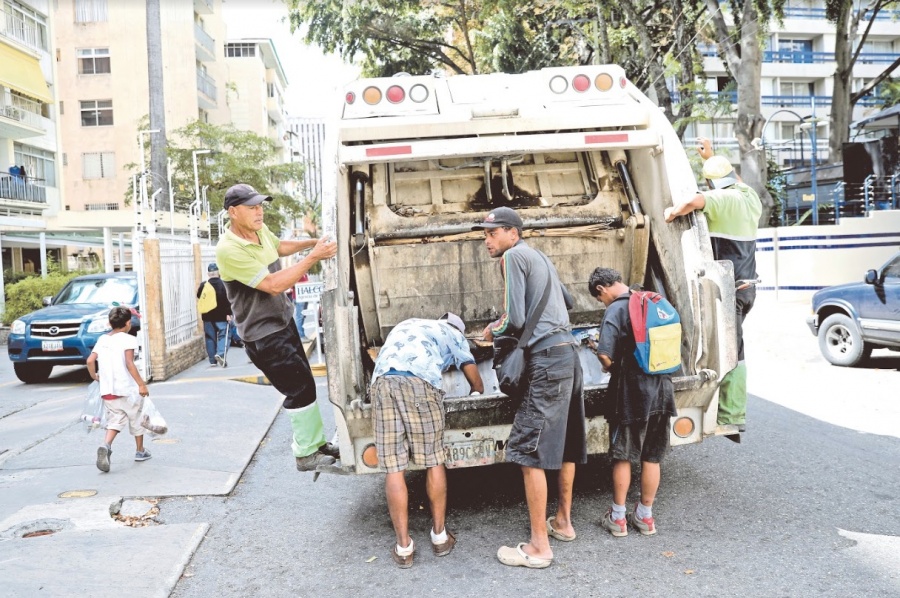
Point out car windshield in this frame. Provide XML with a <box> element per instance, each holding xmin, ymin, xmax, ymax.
<box><xmin>55</xmin><ymin>278</ymin><xmax>138</xmax><ymax>305</ymax></box>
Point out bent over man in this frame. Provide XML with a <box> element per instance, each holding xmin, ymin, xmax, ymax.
<box><xmin>216</xmin><ymin>183</ymin><xmax>338</xmax><ymax>470</ymax></box>
<box><xmin>474</xmin><ymin>206</ymin><xmax>587</xmax><ymax>569</ymax></box>
<box><xmin>370</xmin><ymin>313</ymin><xmax>483</xmax><ymax>569</ymax></box>
<box><xmin>664</xmin><ymin>138</ymin><xmax>762</xmax><ymax>442</ymax></box>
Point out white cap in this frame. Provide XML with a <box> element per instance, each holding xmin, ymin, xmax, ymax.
<box><xmin>440</xmin><ymin>312</ymin><xmax>466</xmax><ymax>334</ymax></box>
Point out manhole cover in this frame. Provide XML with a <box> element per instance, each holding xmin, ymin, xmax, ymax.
<box><xmin>59</xmin><ymin>490</ymin><xmax>98</xmax><ymax>498</ymax></box>
<box><xmin>152</xmin><ymin>438</ymin><xmax>179</xmax><ymax>444</ymax></box>
<box><xmin>22</xmin><ymin>529</ymin><xmax>56</xmax><ymax>538</ymax></box>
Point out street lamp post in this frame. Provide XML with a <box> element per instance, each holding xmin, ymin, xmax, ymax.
<box><xmin>191</xmin><ymin>149</ymin><xmax>214</xmax><ymax>243</ymax></box>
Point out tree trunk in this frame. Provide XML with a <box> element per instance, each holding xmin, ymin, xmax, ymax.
<box><xmin>734</xmin><ymin>0</ymin><xmax>773</xmax><ymax>225</ymax></box>
<box><xmin>829</xmin><ymin>0</ymin><xmax>853</xmax><ymax>163</ymax></box>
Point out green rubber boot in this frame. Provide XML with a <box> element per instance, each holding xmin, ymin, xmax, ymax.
<box><xmin>717</xmin><ymin>361</ymin><xmax>747</xmax><ymax>427</ymax></box>
<box><xmin>288</xmin><ymin>402</ymin><xmax>327</xmax><ymax>458</ymax></box>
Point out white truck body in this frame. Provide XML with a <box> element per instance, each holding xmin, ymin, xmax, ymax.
<box><xmin>321</xmin><ymin>65</ymin><xmax>738</xmax><ymax>474</ymax></box>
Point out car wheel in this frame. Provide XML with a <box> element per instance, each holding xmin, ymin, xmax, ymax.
<box><xmin>13</xmin><ymin>363</ymin><xmax>53</xmax><ymax>384</ymax></box>
<box><xmin>817</xmin><ymin>314</ymin><xmax>869</xmax><ymax>367</ymax></box>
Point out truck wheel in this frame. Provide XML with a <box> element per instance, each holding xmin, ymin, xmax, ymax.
<box><xmin>817</xmin><ymin>314</ymin><xmax>871</xmax><ymax>367</ymax></box>
<box><xmin>13</xmin><ymin>363</ymin><xmax>53</xmax><ymax>384</ymax></box>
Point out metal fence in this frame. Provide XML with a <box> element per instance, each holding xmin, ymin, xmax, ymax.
<box><xmin>782</xmin><ymin>177</ymin><xmax>899</xmax><ymax>226</ymax></box>
<box><xmin>159</xmin><ymin>235</ymin><xmax>199</xmax><ymax>348</ymax></box>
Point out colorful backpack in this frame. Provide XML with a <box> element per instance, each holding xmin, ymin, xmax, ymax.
<box><xmin>628</xmin><ymin>291</ymin><xmax>682</xmax><ymax>375</ymax></box>
<box><xmin>197</xmin><ymin>282</ymin><xmax>217</xmax><ymax>314</ymax></box>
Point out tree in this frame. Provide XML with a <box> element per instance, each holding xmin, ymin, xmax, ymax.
<box><xmin>826</xmin><ymin>0</ymin><xmax>900</xmax><ymax>162</ymax></box>
<box><xmin>702</xmin><ymin>0</ymin><xmax>783</xmax><ymax>225</ymax></box>
<box><xmin>127</xmin><ymin>121</ymin><xmax>306</xmax><ymax>238</ymax></box>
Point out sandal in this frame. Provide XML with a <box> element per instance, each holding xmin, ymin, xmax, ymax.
<box><xmin>497</xmin><ymin>543</ymin><xmax>552</xmax><ymax>569</ymax></box>
<box><xmin>391</xmin><ymin>542</ymin><xmax>414</xmax><ymax>569</ymax></box>
<box><xmin>547</xmin><ymin>516</ymin><xmax>576</xmax><ymax>542</ymax></box>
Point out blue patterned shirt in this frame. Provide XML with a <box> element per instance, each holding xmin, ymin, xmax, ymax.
<box><xmin>371</xmin><ymin>319</ymin><xmax>476</xmax><ymax>390</ymax></box>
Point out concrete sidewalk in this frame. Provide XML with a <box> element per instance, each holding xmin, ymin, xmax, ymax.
<box><xmin>0</xmin><ymin>347</ymin><xmax>295</xmax><ymax>597</ymax></box>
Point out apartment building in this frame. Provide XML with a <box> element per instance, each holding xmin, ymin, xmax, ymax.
<box><xmin>224</xmin><ymin>38</ymin><xmax>288</xmax><ymax>158</ymax></box>
<box><xmin>0</xmin><ymin>0</ymin><xmax>61</xmax><ymax>291</ymax></box>
<box><xmin>691</xmin><ymin>0</ymin><xmax>900</xmax><ymax>168</ymax></box>
<box><xmin>50</xmin><ymin>0</ymin><xmax>231</xmax><ymax>230</ymax></box>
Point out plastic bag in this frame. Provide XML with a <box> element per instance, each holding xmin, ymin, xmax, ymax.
<box><xmin>139</xmin><ymin>396</ymin><xmax>168</xmax><ymax>436</ymax></box>
<box><xmin>80</xmin><ymin>381</ymin><xmax>106</xmax><ymax>433</ymax></box>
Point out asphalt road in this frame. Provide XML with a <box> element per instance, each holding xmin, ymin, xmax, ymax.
<box><xmin>2</xmin><ymin>297</ymin><xmax>898</xmax><ymax>597</ymax></box>
<box><xmin>164</xmin><ymin>299</ymin><xmax>899</xmax><ymax>598</ymax></box>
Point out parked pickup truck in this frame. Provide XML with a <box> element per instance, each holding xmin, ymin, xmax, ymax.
<box><xmin>7</xmin><ymin>272</ymin><xmax>140</xmax><ymax>383</ymax></box>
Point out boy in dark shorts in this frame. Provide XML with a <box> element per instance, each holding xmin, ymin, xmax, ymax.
<box><xmin>588</xmin><ymin>267</ymin><xmax>677</xmax><ymax>537</ymax></box>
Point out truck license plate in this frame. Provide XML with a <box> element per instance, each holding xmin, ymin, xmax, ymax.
<box><xmin>42</xmin><ymin>340</ymin><xmax>63</xmax><ymax>352</ymax></box>
<box><xmin>444</xmin><ymin>439</ymin><xmax>495</xmax><ymax>469</ymax></box>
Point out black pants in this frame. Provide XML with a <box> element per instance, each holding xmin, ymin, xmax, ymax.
<box><xmin>244</xmin><ymin>320</ymin><xmax>316</xmax><ymax>409</ymax></box>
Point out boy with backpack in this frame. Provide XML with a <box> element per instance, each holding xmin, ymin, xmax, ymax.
<box><xmin>588</xmin><ymin>267</ymin><xmax>678</xmax><ymax>537</ymax></box>
<box><xmin>86</xmin><ymin>306</ymin><xmax>151</xmax><ymax>472</ymax></box>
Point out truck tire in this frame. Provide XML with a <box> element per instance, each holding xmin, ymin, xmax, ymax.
<box><xmin>817</xmin><ymin>314</ymin><xmax>872</xmax><ymax>367</ymax></box>
<box><xmin>13</xmin><ymin>363</ymin><xmax>53</xmax><ymax>384</ymax></box>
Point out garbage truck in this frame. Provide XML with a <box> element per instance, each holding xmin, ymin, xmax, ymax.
<box><xmin>319</xmin><ymin>64</ymin><xmax>738</xmax><ymax>474</ymax></box>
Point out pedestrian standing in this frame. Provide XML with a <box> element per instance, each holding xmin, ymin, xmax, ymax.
<box><xmin>197</xmin><ymin>262</ymin><xmax>232</xmax><ymax>367</ymax></box>
<box><xmin>473</xmin><ymin>207</ymin><xmax>587</xmax><ymax>569</ymax></box>
<box><xmin>215</xmin><ymin>183</ymin><xmax>338</xmax><ymax>471</ymax></box>
<box><xmin>664</xmin><ymin>137</ymin><xmax>762</xmax><ymax>442</ymax></box>
<box><xmin>588</xmin><ymin>267</ymin><xmax>676</xmax><ymax>537</ymax></box>
<box><xmin>371</xmin><ymin>313</ymin><xmax>484</xmax><ymax>568</ymax></box>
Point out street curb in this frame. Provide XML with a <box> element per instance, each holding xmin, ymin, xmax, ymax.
<box><xmin>230</xmin><ymin>375</ymin><xmax>272</xmax><ymax>385</ymax></box>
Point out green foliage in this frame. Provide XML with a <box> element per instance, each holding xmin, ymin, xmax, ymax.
<box><xmin>876</xmin><ymin>77</ymin><xmax>900</xmax><ymax>109</ymax></box>
<box><xmin>1</xmin><ymin>272</ymin><xmax>76</xmax><ymax>325</ymax></box>
<box><xmin>124</xmin><ymin>120</ymin><xmax>307</xmax><ymax>237</ymax></box>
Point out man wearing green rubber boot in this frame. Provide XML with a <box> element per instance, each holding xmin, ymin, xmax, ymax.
<box><xmin>664</xmin><ymin>138</ymin><xmax>762</xmax><ymax>443</ymax></box>
<box><xmin>216</xmin><ymin>183</ymin><xmax>339</xmax><ymax>469</ymax></box>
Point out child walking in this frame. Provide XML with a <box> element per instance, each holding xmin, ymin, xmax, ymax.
<box><xmin>86</xmin><ymin>306</ymin><xmax>151</xmax><ymax>473</ymax></box>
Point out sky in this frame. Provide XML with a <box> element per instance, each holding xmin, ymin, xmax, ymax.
<box><xmin>221</xmin><ymin>0</ymin><xmax>360</xmax><ymax>119</ymax></box>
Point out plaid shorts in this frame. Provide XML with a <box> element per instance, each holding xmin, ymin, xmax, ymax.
<box><xmin>372</xmin><ymin>375</ymin><xmax>446</xmax><ymax>474</ymax></box>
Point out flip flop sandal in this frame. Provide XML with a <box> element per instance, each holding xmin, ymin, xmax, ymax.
<box><xmin>497</xmin><ymin>543</ymin><xmax>552</xmax><ymax>569</ymax></box>
<box><xmin>547</xmin><ymin>516</ymin><xmax>576</xmax><ymax>542</ymax></box>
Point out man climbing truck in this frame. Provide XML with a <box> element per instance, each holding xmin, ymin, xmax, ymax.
<box><xmin>318</xmin><ymin>65</ymin><xmax>739</xmax><ymax>474</ymax></box>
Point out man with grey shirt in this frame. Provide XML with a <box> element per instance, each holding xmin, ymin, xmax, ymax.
<box><xmin>473</xmin><ymin>207</ymin><xmax>587</xmax><ymax>569</ymax></box>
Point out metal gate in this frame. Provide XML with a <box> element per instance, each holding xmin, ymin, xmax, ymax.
<box><xmin>159</xmin><ymin>234</ymin><xmax>199</xmax><ymax>348</ymax></box>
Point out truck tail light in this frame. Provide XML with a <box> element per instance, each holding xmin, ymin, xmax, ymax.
<box><xmin>409</xmin><ymin>84</ymin><xmax>429</xmax><ymax>103</ymax></box>
<box><xmin>549</xmin><ymin>75</ymin><xmax>568</xmax><ymax>94</ymax></box>
<box><xmin>363</xmin><ymin>86</ymin><xmax>382</xmax><ymax>105</ymax></box>
<box><xmin>345</xmin><ymin>91</ymin><xmax>356</xmax><ymax>105</ymax></box>
<box><xmin>595</xmin><ymin>73</ymin><xmax>613</xmax><ymax>92</ymax></box>
<box><xmin>362</xmin><ymin>443</ymin><xmax>378</xmax><ymax>468</ymax></box>
<box><xmin>386</xmin><ymin>85</ymin><xmax>405</xmax><ymax>104</ymax></box>
<box><xmin>673</xmin><ymin>416</ymin><xmax>695</xmax><ymax>438</ymax></box>
<box><xmin>572</xmin><ymin>74</ymin><xmax>590</xmax><ymax>92</ymax></box>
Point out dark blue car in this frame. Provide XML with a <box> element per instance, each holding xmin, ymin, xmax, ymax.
<box><xmin>7</xmin><ymin>272</ymin><xmax>140</xmax><ymax>383</ymax></box>
<box><xmin>806</xmin><ymin>251</ymin><xmax>900</xmax><ymax>366</ymax></box>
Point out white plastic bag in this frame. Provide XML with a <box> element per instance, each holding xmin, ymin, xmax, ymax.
<box><xmin>80</xmin><ymin>381</ymin><xmax>106</xmax><ymax>433</ymax></box>
<box><xmin>138</xmin><ymin>396</ymin><xmax>168</xmax><ymax>436</ymax></box>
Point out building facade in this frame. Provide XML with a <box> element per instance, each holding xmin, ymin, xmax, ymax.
<box><xmin>51</xmin><ymin>0</ymin><xmax>231</xmax><ymax>230</ymax></box>
<box><xmin>224</xmin><ymin>38</ymin><xmax>287</xmax><ymax>158</ymax></box>
<box><xmin>690</xmin><ymin>0</ymin><xmax>900</xmax><ymax>168</ymax></box>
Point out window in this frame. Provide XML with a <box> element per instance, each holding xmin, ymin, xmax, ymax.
<box><xmin>82</xmin><ymin>152</ymin><xmax>115</xmax><ymax>179</ymax></box>
<box><xmin>80</xmin><ymin>100</ymin><xmax>113</xmax><ymax>126</ymax></box>
<box><xmin>779</xmin><ymin>81</ymin><xmax>814</xmax><ymax>97</ymax></box>
<box><xmin>225</xmin><ymin>43</ymin><xmax>256</xmax><ymax>57</ymax></box>
<box><xmin>13</xmin><ymin>142</ymin><xmax>56</xmax><ymax>187</ymax></box>
<box><xmin>74</xmin><ymin>0</ymin><xmax>108</xmax><ymax>23</ymax></box>
<box><xmin>776</xmin><ymin>39</ymin><xmax>813</xmax><ymax>63</ymax></box>
<box><xmin>85</xmin><ymin>202</ymin><xmax>120</xmax><ymax>211</ymax></box>
<box><xmin>78</xmin><ymin>48</ymin><xmax>110</xmax><ymax>74</ymax></box>
<box><xmin>4</xmin><ymin>1</ymin><xmax>48</xmax><ymax>51</ymax></box>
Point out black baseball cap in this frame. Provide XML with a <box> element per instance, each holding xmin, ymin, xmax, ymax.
<box><xmin>224</xmin><ymin>183</ymin><xmax>273</xmax><ymax>209</ymax></box>
<box><xmin>207</xmin><ymin>262</ymin><xmax>218</xmax><ymax>272</ymax></box>
<box><xmin>471</xmin><ymin>206</ymin><xmax>524</xmax><ymax>230</ymax></box>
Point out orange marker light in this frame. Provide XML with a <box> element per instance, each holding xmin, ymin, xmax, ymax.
<box><xmin>362</xmin><ymin>443</ymin><xmax>379</xmax><ymax>468</ymax></box>
<box><xmin>363</xmin><ymin>86</ymin><xmax>382</xmax><ymax>105</ymax></box>
<box><xmin>595</xmin><ymin>73</ymin><xmax>613</xmax><ymax>92</ymax></box>
<box><xmin>672</xmin><ymin>417</ymin><xmax>695</xmax><ymax>438</ymax></box>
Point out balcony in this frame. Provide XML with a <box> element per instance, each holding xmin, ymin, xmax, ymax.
<box><xmin>196</xmin><ymin>69</ymin><xmax>217</xmax><ymax>109</ymax></box>
<box><xmin>783</xmin><ymin>6</ymin><xmax>900</xmax><ymax>19</ymax></box>
<box><xmin>0</xmin><ymin>7</ymin><xmax>45</xmax><ymax>53</ymax></box>
<box><xmin>194</xmin><ymin>23</ymin><xmax>215</xmax><ymax>62</ymax></box>
<box><xmin>0</xmin><ymin>95</ymin><xmax>45</xmax><ymax>139</ymax></box>
<box><xmin>0</xmin><ymin>174</ymin><xmax>47</xmax><ymax>204</ymax></box>
<box><xmin>672</xmin><ymin>92</ymin><xmax>881</xmax><ymax>109</ymax></box>
<box><xmin>193</xmin><ymin>0</ymin><xmax>213</xmax><ymax>14</ymax></box>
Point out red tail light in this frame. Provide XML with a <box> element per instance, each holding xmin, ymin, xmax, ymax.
<box><xmin>386</xmin><ymin>85</ymin><xmax>405</xmax><ymax>104</ymax></box>
<box><xmin>345</xmin><ymin>91</ymin><xmax>356</xmax><ymax>104</ymax></box>
<box><xmin>572</xmin><ymin>75</ymin><xmax>590</xmax><ymax>92</ymax></box>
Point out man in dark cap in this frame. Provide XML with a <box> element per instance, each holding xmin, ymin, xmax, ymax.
<box><xmin>215</xmin><ymin>183</ymin><xmax>339</xmax><ymax>471</ymax></box>
<box><xmin>473</xmin><ymin>207</ymin><xmax>586</xmax><ymax>569</ymax></box>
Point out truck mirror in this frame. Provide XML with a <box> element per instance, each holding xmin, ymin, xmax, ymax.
<box><xmin>42</xmin><ymin>296</ymin><xmax>53</xmax><ymax>306</ymax></box>
<box><xmin>864</xmin><ymin>269</ymin><xmax>879</xmax><ymax>285</ymax></box>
